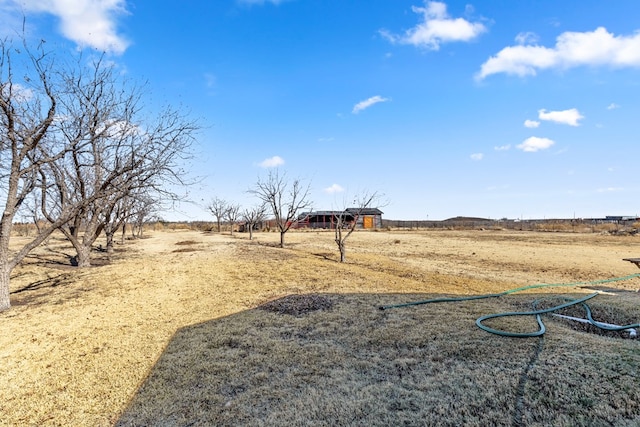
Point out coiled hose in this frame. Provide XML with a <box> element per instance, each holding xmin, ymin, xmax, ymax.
<box><xmin>379</xmin><ymin>273</ymin><xmax>640</xmax><ymax>337</ymax></box>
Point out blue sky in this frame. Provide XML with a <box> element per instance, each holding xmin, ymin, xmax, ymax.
<box><xmin>2</xmin><ymin>0</ymin><xmax>640</xmax><ymax>220</ymax></box>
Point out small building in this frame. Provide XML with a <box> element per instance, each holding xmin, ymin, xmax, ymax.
<box><xmin>605</xmin><ymin>216</ymin><xmax>640</xmax><ymax>223</ymax></box>
<box><xmin>294</xmin><ymin>208</ymin><xmax>383</xmax><ymax>229</ymax></box>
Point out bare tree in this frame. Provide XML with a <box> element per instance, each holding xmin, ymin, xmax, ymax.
<box><xmin>225</xmin><ymin>203</ymin><xmax>241</xmax><ymax>236</ymax></box>
<box><xmin>242</xmin><ymin>204</ymin><xmax>267</xmax><ymax>240</ymax></box>
<box><xmin>250</xmin><ymin>170</ymin><xmax>312</xmax><ymax>248</ymax></box>
<box><xmin>0</xmin><ymin>40</ymin><xmax>77</xmax><ymax>312</ymax></box>
<box><xmin>0</xmin><ymin>39</ymin><xmax>197</xmax><ymax>310</ymax></box>
<box><xmin>103</xmin><ymin>193</ymin><xmax>157</xmax><ymax>255</ymax></box>
<box><xmin>334</xmin><ymin>191</ymin><xmax>382</xmax><ymax>262</ymax></box>
<box><xmin>207</xmin><ymin>197</ymin><xmax>227</xmax><ymax>233</ymax></box>
<box><xmin>126</xmin><ymin>195</ymin><xmax>158</xmax><ymax>240</ymax></box>
<box><xmin>39</xmin><ymin>57</ymin><xmax>197</xmax><ymax>267</ymax></box>
<box><xmin>103</xmin><ymin>196</ymin><xmax>131</xmax><ymax>256</ymax></box>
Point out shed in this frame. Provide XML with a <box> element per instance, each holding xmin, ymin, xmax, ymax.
<box><xmin>295</xmin><ymin>208</ymin><xmax>383</xmax><ymax>229</ymax></box>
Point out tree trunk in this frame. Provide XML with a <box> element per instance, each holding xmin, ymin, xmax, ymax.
<box><xmin>72</xmin><ymin>243</ymin><xmax>92</xmax><ymax>267</ymax></box>
<box><xmin>0</xmin><ymin>218</ymin><xmax>12</xmax><ymax>311</ymax></box>
<box><xmin>280</xmin><ymin>231</ymin><xmax>285</xmax><ymax>248</ymax></box>
<box><xmin>336</xmin><ymin>239</ymin><xmax>346</xmax><ymax>262</ymax></box>
<box><xmin>105</xmin><ymin>231</ymin><xmax>115</xmax><ymax>256</ymax></box>
<box><xmin>0</xmin><ymin>264</ymin><xmax>10</xmax><ymax>312</ymax></box>
<box><xmin>249</xmin><ymin>226</ymin><xmax>253</xmax><ymax>240</ymax></box>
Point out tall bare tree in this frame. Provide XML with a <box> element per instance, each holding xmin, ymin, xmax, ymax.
<box><xmin>242</xmin><ymin>204</ymin><xmax>267</xmax><ymax>240</ymax></box>
<box><xmin>207</xmin><ymin>197</ymin><xmax>227</xmax><ymax>233</ymax></box>
<box><xmin>250</xmin><ymin>170</ymin><xmax>312</xmax><ymax>248</ymax></box>
<box><xmin>334</xmin><ymin>191</ymin><xmax>382</xmax><ymax>262</ymax></box>
<box><xmin>39</xmin><ymin>57</ymin><xmax>197</xmax><ymax>267</ymax></box>
<box><xmin>0</xmin><ymin>40</ymin><xmax>76</xmax><ymax>311</ymax></box>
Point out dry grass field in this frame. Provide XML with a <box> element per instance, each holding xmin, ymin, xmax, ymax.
<box><xmin>2</xmin><ymin>228</ymin><xmax>640</xmax><ymax>426</ymax></box>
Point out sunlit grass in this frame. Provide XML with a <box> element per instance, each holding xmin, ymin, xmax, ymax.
<box><xmin>1</xmin><ymin>229</ymin><xmax>639</xmax><ymax>426</ymax></box>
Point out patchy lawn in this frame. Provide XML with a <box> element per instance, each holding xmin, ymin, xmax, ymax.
<box><xmin>2</xmin><ymin>229</ymin><xmax>639</xmax><ymax>426</ymax></box>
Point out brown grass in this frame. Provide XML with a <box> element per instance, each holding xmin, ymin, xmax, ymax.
<box><xmin>2</xmin><ymin>229</ymin><xmax>640</xmax><ymax>426</ymax></box>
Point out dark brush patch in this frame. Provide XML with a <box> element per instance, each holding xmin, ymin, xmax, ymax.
<box><xmin>259</xmin><ymin>294</ymin><xmax>334</xmax><ymax>316</ymax></box>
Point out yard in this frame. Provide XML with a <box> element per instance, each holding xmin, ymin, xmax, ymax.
<box><xmin>2</xmin><ymin>228</ymin><xmax>639</xmax><ymax>426</ymax></box>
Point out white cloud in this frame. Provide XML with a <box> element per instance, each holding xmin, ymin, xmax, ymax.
<box><xmin>515</xmin><ymin>32</ymin><xmax>539</xmax><ymax>46</ymax></box>
<box><xmin>538</xmin><ymin>108</ymin><xmax>584</xmax><ymax>126</ymax></box>
<box><xmin>517</xmin><ymin>136</ymin><xmax>555</xmax><ymax>152</ymax></box>
<box><xmin>258</xmin><ymin>155</ymin><xmax>285</xmax><ymax>168</ymax></box>
<box><xmin>324</xmin><ymin>184</ymin><xmax>345</xmax><ymax>194</ymax></box>
<box><xmin>596</xmin><ymin>187</ymin><xmax>623</xmax><ymax>193</ymax></box>
<box><xmin>607</xmin><ymin>103</ymin><xmax>620</xmax><ymax>110</ymax></box>
<box><xmin>352</xmin><ymin>95</ymin><xmax>390</xmax><ymax>114</ymax></box>
<box><xmin>1</xmin><ymin>83</ymin><xmax>34</xmax><ymax>102</ymax></box>
<box><xmin>10</xmin><ymin>0</ymin><xmax>130</xmax><ymax>54</ymax></box>
<box><xmin>477</xmin><ymin>27</ymin><xmax>640</xmax><ymax>80</ymax></box>
<box><xmin>524</xmin><ymin>119</ymin><xmax>540</xmax><ymax>128</ymax></box>
<box><xmin>494</xmin><ymin>144</ymin><xmax>511</xmax><ymax>151</ymax></box>
<box><xmin>380</xmin><ymin>1</ymin><xmax>486</xmax><ymax>50</ymax></box>
<box><xmin>470</xmin><ymin>153</ymin><xmax>483</xmax><ymax>161</ymax></box>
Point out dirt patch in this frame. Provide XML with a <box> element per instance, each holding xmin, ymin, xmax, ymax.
<box><xmin>259</xmin><ymin>294</ymin><xmax>334</xmax><ymax>316</ymax></box>
<box><xmin>175</xmin><ymin>240</ymin><xmax>198</xmax><ymax>246</ymax></box>
<box><xmin>172</xmin><ymin>247</ymin><xmax>199</xmax><ymax>253</ymax></box>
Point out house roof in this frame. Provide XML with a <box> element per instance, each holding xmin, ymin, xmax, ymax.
<box><xmin>346</xmin><ymin>207</ymin><xmax>384</xmax><ymax>215</ymax></box>
<box><xmin>298</xmin><ymin>208</ymin><xmax>384</xmax><ymax>220</ymax></box>
<box><xmin>299</xmin><ymin>211</ymin><xmax>343</xmax><ymax>217</ymax></box>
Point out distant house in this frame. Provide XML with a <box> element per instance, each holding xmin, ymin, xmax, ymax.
<box><xmin>294</xmin><ymin>208</ymin><xmax>383</xmax><ymax>229</ymax></box>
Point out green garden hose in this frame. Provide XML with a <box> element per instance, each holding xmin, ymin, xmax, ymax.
<box><xmin>379</xmin><ymin>273</ymin><xmax>640</xmax><ymax>338</ymax></box>
<box><xmin>475</xmin><ymin>293</ymin><xmax>598</xmax><ymax>337</ymax></box>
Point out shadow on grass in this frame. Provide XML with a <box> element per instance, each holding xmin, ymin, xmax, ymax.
<box><xmin>116</xmin><ymin>293</ymin><xmax>640</xmax><ymax>427</ymax></box>
<box><xmin>23</xmin><ymin>244</ymin><xmax>116</xmax><ymax>268</ymax></box>
<box><xmin>8</xmin><ymin>271</ymin><xmax>95</xmax><ymax>307</ymax></box>
<box><xmin>10</xmin><ymin>272</ymin><xmax>72</xmax><ymax>293</ymax></box>
<box><xmin>24</xmin><ymin>246</ymin><xmax>77</xmax><ymax>267</ymax></box>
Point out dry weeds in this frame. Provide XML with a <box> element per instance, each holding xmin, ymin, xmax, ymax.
<box><xmin>1</xmin><ymin>229</ymin><xmax>639</xmax><ymax>426</ymax></box>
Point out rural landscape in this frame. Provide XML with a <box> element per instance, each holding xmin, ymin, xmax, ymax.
<box><xmin>2</xmin><ymin>1</ymin><xmax>640</xmax><ymax>426</ymax></box>
<box><xmin>2</xmin><ymin>224</ymin><xmax>639</xmax><ymax>426</ymax></box>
